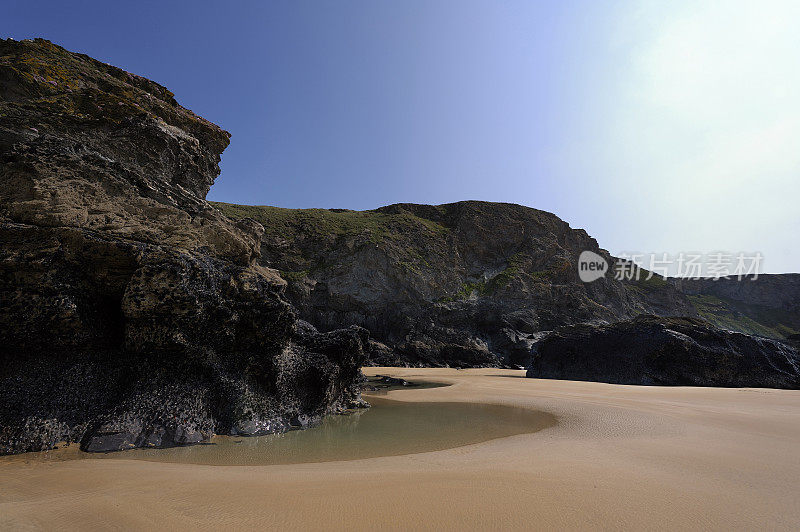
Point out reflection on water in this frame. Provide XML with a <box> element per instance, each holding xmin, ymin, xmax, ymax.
<box><xmin>91</xmin><ymin>397</ymin><xmax>554</xmax><ymax>465</ymax></box>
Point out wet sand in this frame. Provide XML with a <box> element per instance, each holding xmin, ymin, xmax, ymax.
<box><xmin>2</xmin><ymin>367</ymin><xmax>799</xmax><ymax>530</ymax></box>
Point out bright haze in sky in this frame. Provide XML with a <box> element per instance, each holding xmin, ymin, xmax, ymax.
<box><xmin>5</xmin><ymin>1</ymin><xmax>800</xmax><ymax>273</ymax></box>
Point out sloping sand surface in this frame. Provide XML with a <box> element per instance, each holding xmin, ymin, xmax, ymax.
<box><xmin>2</xmin><ymin>368</ymin><xmax>799</xmax><ymax>530</ymax></box>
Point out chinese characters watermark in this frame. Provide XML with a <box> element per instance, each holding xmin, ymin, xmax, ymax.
<box><xmin>578</xmin><ymin>251</ymin><xmax>764</xmax><ymax>282</ymax></box>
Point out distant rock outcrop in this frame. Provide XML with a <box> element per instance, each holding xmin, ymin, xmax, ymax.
<box><xmin>526</xmin><ymin>315</ymin><xmax>800</xmax><ymax>388</ymax></box>
<box><xmin>671</xmin><ymin>275</ymin><xmax>800</xmax><ymax>339</ymax></box>
<box><xmin>0</xmin><ymin>39</ymin><xmax>367</xmax><ymax>455</ymax></box>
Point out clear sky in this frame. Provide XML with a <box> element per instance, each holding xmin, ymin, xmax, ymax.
<box><xmin>5</xmin><ymin>1</ymin><xmax>799</xmax><ymax>273</ymax></box>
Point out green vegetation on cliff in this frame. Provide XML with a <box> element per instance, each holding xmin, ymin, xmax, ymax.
<box><xmin>689</xmin><ymin>294</ymin><xmax>799</xmax><ymax>339</ymax></box>
<box><xmin>439</xmin><ymin>253</ymin><xmax>556</xmax><ymax>302</ymax></box>
<box><xmin>212</xmin><ymin>202</ymin><xmax>448</xmax><ymax>245</ymax></box>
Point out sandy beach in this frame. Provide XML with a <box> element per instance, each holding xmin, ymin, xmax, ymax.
<box><xmin>2</xmin><ymin>367</ymin><xmax>799</xmax><ymax>530</ymax></box>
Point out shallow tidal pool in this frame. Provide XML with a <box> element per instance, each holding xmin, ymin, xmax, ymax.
<box><xmin>5</xmin><ymin>381</ymin><xmax>555</xmax><ymax>467</ymax></box>
<box><xmin>96</xmin><ymin>397</ymin><xmax>553</xmax><ymax>466</ymax></box>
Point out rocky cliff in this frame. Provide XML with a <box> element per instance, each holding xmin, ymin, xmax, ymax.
<box><xmin>214</xmin><ymin>202</ymin><xmax>697</xmax><ymax>367</ymax></box>
<box><xmin>526</xmin><ymin>315</ymin><xmax>800</xmax><ymax>388</ymax></box>
<box><xmin>212</xmin><ymin>203</ymin><xmax>800</xmax><ymax>368</ymax></box>
<box><xmin>0</xmin><ymin>39</ymin><xmax>368</xmax><ymax>455</ymax></box>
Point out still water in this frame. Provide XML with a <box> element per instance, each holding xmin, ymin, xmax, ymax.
<box><xmin>92</xmin><ymin>396</ymin><xmax>554</xmax><ymax>466</ymax></box>
<box><xmin>6</xmin><ymin>381</ymin><xmax>555</xmax><ymax>466</ymax></box>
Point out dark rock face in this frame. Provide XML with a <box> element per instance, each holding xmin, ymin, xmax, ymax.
<box><xmin>0</xmin><ymin>39</ymin><xmax>367</xmax><ymax>455</ymax></box>
<box><xmin>375</xmin><ymin>375</ymin><xmax>416</xmax><ymax>387</ymax></box>
<box><xmin>527</xmin><ymin>315</ymin><xmax>800</xmax><ymax>388</ymax></box>
<box><xmin>215</xmin><ymin>201</ymin><xmax>697</xmax><ymax>368</ymax></box>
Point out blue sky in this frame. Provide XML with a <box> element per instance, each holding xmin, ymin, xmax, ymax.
<box><xmin>5</xmin><ymin>1</ymin><xmax>799</xmax><ymax>273</ymax></box>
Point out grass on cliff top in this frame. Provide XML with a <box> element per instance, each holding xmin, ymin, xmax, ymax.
<box><xmin>689</xmin><ymin>293</ymin><xmax>799</xmax><ymax>339</ymax></box>
<box><xmin>212</xmin><ymin>202</ymin><xmax>449</xmax><ymax>243</ymax></box>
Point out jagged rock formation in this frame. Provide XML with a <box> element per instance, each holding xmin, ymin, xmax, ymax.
<box><xmin>214</xmin><ymin>202</ymin><xmax>696</xmax><ymax>367</ymax></box>
<box><xmin>526</xmin><ymin>315</ymin><xmax>800</xmax><ymax>388</ymax></box>
<box><xmin>671</xmin><ymin>275</ymin><xmax>800</xmax><ymax>339</ymax></box>
<box><xmin>0</xmin><ymin>38</ymin><xmax>367</xmax><ymax>455</ymax></box>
